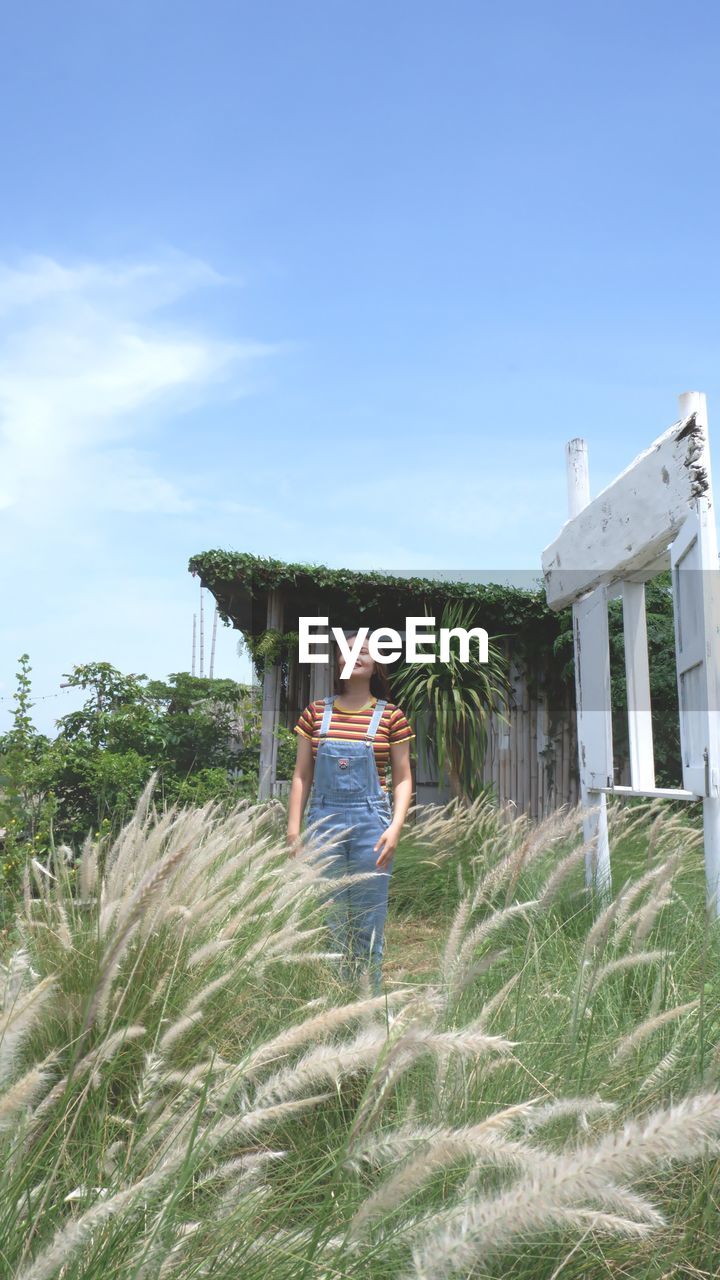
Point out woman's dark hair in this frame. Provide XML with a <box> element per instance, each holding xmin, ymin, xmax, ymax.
<box><xmin>333</xmin><ymin>630</ymin><xmax>393</xmax><ymax>700</ymax></box>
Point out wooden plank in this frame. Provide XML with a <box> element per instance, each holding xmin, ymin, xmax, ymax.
<box><xmin>508</xmin><ymin>646</ymin><xmax>515</xmax><ymax>808</ymax></box>
<box><xmin>671</xmin><ymin>499</ymin><xmax>720</xmax><ymax>797</ymax></box>
<box><xmin>621</xmin><ymin>580</ymin><xmax>656</xmax><ymax>790</ymax></box>
<box><xmin>574</xmin><ymin>585</ymin><xmax>614</xmax><ymax>790</ymax></box>
<box><xmin>258</xmin><ymin>589</ymin><xmax>284</xmax><ymax>800</ymax></box>
<box><xmin>537</xmin><ymin>697</ymin><xmax>545</xmax><ymax>818</ymax></box>
<box><xmin>530</xmin><ymin>690</ymin><xmax>538</xmax><ymax>820</ymax></box>
<box><xmin>525</xmin><ymin>676</ymin><xmax>532</xmax><ymax>816</ymax></box>
<box><xmin>519</xmin><ymin>668</ymin><xmax>527</xmax><ymax>813</ymax></box>
<box><xmin>601</xmin><ymin>785</ymin><xmax>696</xmax><ymax>800</ymax></box>
<box><xmin>492</xmin><ymin>713</ymin><xmax>500</xmax><ymax>800</ymax></box>
<box><xmin>515</xmin><ymin>690</ymin><xmax>523</xmax><ymax>814</ymax></box>
<box><xmin>543</xmin><ymin>411</ymin><xmax>711</xmax><ymax>609</ymax></box>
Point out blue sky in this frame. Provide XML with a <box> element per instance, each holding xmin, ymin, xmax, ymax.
<box><xmin>2</xmin><ymin>0</ymin><xmax>720</xmax><ymax>734</ymax></box>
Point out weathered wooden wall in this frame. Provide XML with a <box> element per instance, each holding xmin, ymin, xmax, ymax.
<box><xmin>275</xmin><ymin>640</ymin><xmax>589</xmax><ymax>818</ymax></box>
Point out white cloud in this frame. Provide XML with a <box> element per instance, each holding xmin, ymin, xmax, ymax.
<box><xmin>0</xmin><ymin>252</ymin><xmax>270</xmax><ymax>523</ymax></box>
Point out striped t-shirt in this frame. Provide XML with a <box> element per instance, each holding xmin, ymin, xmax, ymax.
<box><xmin>294</xmin><ymin>697</ymin><xmax>414</xmax><ymax>789</ymax></box>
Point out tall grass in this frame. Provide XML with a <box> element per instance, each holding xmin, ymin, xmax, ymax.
<box><xmin>1</xmin><ymin>782</ymin><xmax>719</xmax><ymax>1278</ymax></box>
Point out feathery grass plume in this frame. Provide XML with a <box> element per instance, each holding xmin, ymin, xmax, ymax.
<box><xmin>536</xmin><ymin>836</ymin><xmax>594</xmax><ymax>910</ymax></box>
<box><xmin>42</xmin><ymin>888</ymin><xmax>73</xmax><ymax>954</ymax></box>
<box><xmin>612</xmin><ymin>998</ymin><xmax>700</xmax><ymax>1063</ymax></box>
<box><xmin>347</xmin><ymin>1100</ymin><xmax>542</xmax><ymax>1172</ymax></box>
<box><xmin>472</xmin><ymin>970</ymin><xmax>521</xmax><ymax>1030</ymax></box>
<box><xmin>130</xmin><ymin>1075</ymin><xmax>328</xmax><ymax>1183</ymax></box>
<box><xmin>447</xmin><ymin>901</ymin><xmax>537</xmax><ymax>1005</ymax></box>
<box><xmin>502</xmin><ymin>805</ymin><xmax>582</xmax><ymax>906</ymax></box>
<box><xmin>241</xmin><ymin>919</ymin><xmax>327</xmax><ymax>972</ymax></box>
<box><xmin>82</xmin><ymin>834</ymin><xmax>200</xmax><ymax>1037</ymax></box>
<box><xmin>346</xmin><ymin>995</ymin><xmax>492</xmax><ymax>1140</ymax></box>
<box><xmin>77</xmin><ymin>829</ymin><xmax>98</xmax><ymax>902</ymax></box>
<box><xmin>553</xmin><ymin>1208</ymin><xmax>657</xmax><ymax>1238</ymax></box>
<box><xmin>613</xmin><ymin>850</ymin><xmax>683</xmax><ymax>934</ymax></box>
<box><xmin>605</xmin><ymin>795</ymin><xmax>657</xmax><ymax>843</ymax></box>
<box><xmin>518</xmin><ymin>1095</ymin><xmax>617</xmax><ymax>1135</ymax></box>
<box><xmin>639</xmin><ymin>1030</ymin><xmax>693</xmax><ymax>1095</ymax></box>
<box><xmin>0</xmin><ymin>974</ymin><xmax>57</xmax><ymax>1087</ymax></box>
<box><xmin>155</xmin><ymin>965</ymin><xmax>253</xmax><ymax>1057</ymax></box>
<box><xmin>583</xmin><ymin>887</ymin><xmax>624</xmax><ymax>959</ymax></box>
<box><xmin>571</xmin><ymin>1183</ymin><xmax>666</xmax><ymax>1228</ymax></box>
<box><xmin>445</xmin><ymin>947</ymin><xmax>509</xmax><ymax>1013</ymax></box>
<box><xmin>100</xmin><ymin>773</ymin><xmax>172</xmax><ymax>904</ymax></box>
<box><xmin>159</xmin><ymin>1057</ymin><xmax>232</xmax><ymax>1093</ymax></box>
<box><xmin>631</xmin><ymin>883</ymin><xmax>681</xmax><ymax>949</ymax></box>
<box><xmin>439</xmin><ymin>894</ymin><xmax>473</xmax><ymax>988</ymax></box>
<box><xmin>186</xmin><ymin>938</ymin><xmax>233</xmax><ymax>968</ymax></box>
<box><xmin>253</xmin><ymin>1024</ymin><xmax>389</xmax><ymax>1106</ymax></box>
<box><xmin>193</xmin><ymin>1150</ymin><xmax>286</xmax><ymax>1189</ymax></box>
<box><xmin>351</xmin><ymin>1128</ymin><xmax>538</xmax><ymax>1239</ymax></box>
<box><xmin>395</xmin><ymin>1025</ymin><xmax>515</xmax><ymax>1064</ymax></box>
<box><xmin>28</xmin><ymin>1025</ymin><xmax>147</xmax><ymax>1131</ymax></box>
<box><xmin>0</xmin><ymin>1059</ymin><xmax>58</xmax><ymax>1132</ymax></box>
<box><xmin>241</xmin><ymin>991</ymin><xmax>411</xmax><ymax>1078</ymax></box>
<box><xmin>405</xmin><ymin>1091</ymin><xmax>720</xmax><ymax>1280</ymax></box>
<box><xmin>0</xmin><ymin>948</ymin><xmax>40</xmax><ymax>1002</ymax></box>
<box><xmin>584</xmin><ymin>950</ymin><xmax>667</xmax><ymax>996</ymax></box>
<box><xmin>14</xmin><ymin>1152</ymin><xmax>189</xmax><ymax>1280</ymax></box>
<box><xmin>5</xmin><ymin>784</ymin><xmax>718</xmax><ymax>1280</ymax></box>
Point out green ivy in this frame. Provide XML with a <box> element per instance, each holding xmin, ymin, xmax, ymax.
<box><xmin>188</xmin><ymin>551</ymin><xmax>570</xmax><ymax>672</ymax></box>
<box><xmin>245</xmin><ymin>628</ymin><xmax>300</xmax><ymax>676</ymax></box>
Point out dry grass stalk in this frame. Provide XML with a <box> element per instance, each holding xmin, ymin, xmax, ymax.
<box><xmin>612</xmin><ymin>999</ymin><xmax>700</xmax><ymax>1063</ymax></box>
<box><xmin>406</xmin><ymin>1091</ymin><xmax>720</xmax><ymax>1280</ymax></box>
<box><xmin>447</xmin><ymin>901</ymin><xmax>536</xmax><ymax>1004</ymax></box>
<box><xmin>0</xmin><ymin>1059</ymin><xmax>57</xmax><ymax>1132</ymax></box>
<box><xmin>242</xmin><ymin>992</ymin><xmax>409</xmax><ymax>1078</ymax></box>
<box><xmin>0</xmin><ymin>974</ymin><xmax>57</xmax><ymax>1087</ymax></box>
<box><xmin>585</xmin><ymin>950</ymin><xmax>667</xmax><ymax>995</ymax></box>
<box><xmin>253</xmin><ymin>1025</ymin><xmax>389</xmax><ymax>1106</ymax></box>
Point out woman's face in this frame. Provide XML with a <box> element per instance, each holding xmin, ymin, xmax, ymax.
<box><xmin>338</xmin><ymin>633</ymin><xmax>375</xmax><ymax>681</ymax></box>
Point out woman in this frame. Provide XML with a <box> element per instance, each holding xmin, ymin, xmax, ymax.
<box><xmin>286</xmin><ymin>630</ymin><xmax>414</xmax><ymax>991</ymax></box>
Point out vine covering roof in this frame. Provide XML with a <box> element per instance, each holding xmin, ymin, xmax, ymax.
<box><xmin>188</xmin><ymin>551</ymin><xmax>567</xmax><ymax>663</ymax></box>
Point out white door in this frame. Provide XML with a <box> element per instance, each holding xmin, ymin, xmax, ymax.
<box><xmin>670</xmin><ymin>501</ymin><xmax>720</xmax><ymax>797</ymax></box>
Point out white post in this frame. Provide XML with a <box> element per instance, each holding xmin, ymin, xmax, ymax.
<box><xmin>678</xmin><ymin>391</ymin><xmax>720</xmax><ymax>913</ymax></box>
<box><xmin>566</xmin><ymin>439</ymin><xmax>612</xmax><ymax>897</ymax></box>
<box><xmin>199</xmin><ymin>584</ymin><xmax>205</xmax><ymax>678</ymax></box>
<box><xmin>209</xmin><ymin>605</ymin><xmax>218</xmax><ymax>680</ymax></box>
<box><xmin>621</xmin><ymin>580</ymin><xmax>655</xmax><ymax>790</ymax></box>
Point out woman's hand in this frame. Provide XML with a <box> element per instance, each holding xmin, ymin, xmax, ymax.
<box><xmin>286</xmin><ymin>828</ymin><xmax>301</xmax><ymax>858</ymax></box>
<box><xmin>374</xmin><ymin>822</ymin><xmax>401</xmax><ymax>869</ymax></box>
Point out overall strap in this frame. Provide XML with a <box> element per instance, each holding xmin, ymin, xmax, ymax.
<box><xmin>365</xmin><ymin>698</ymin><xmax>387</xmax><ymax>741</ymax></box>
<box><xmin>318</xmin><ymin>695</ymin><xmax>336</xmax><ymax>737</ymax></box>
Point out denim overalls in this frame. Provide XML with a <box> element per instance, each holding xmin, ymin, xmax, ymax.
<box><xmin>306</xmin><ymin>696</ymin><xmax>394</xmax><ymax>992</ymax></box>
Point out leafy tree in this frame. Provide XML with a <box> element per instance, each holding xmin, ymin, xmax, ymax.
<box><xmin>391</xmin><ymin>601</ymin><xmax>511</xmax><ymax>802</ymax></box>
<box><xmin>0</xmin><ymin>656</ymin><xmax>54</xmax><ymax>908</ymax></box>
<box><xmin>0</xmin><ymin>660</ymin><xmax>269</xmax><ymax>885</ymax></box>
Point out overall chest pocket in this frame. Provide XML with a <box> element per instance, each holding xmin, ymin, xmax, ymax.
<box><xmin>332</xmin><ymin>752</ymin><xmax>367</xmax><ymax>792</ymax></box>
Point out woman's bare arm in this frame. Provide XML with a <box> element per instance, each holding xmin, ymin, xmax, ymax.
<box><xmin>374</xmin><ymin>739</ymin><xmax>413</xmax><ymax>869</ymax></box>
<box><xmin>388</xmin><ymin>739</ymin><xmax>413</xmax><ymax>829</ymax></box>
<box><xmin>286</xmin><ymin>734</ymin><xmax>315</xmax><ymax>854</ymax></box>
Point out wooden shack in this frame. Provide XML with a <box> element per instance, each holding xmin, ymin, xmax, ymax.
<box><xmin>188</xmin><ymin>551</ymin><xmax>581</xmax><ymax>816</ymax></box>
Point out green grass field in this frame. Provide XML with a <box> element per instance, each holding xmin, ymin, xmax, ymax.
<box><xmin>1</xmin><ymin>787</ymin><xmax>719</xmax><ymax>1279</ymax></box>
